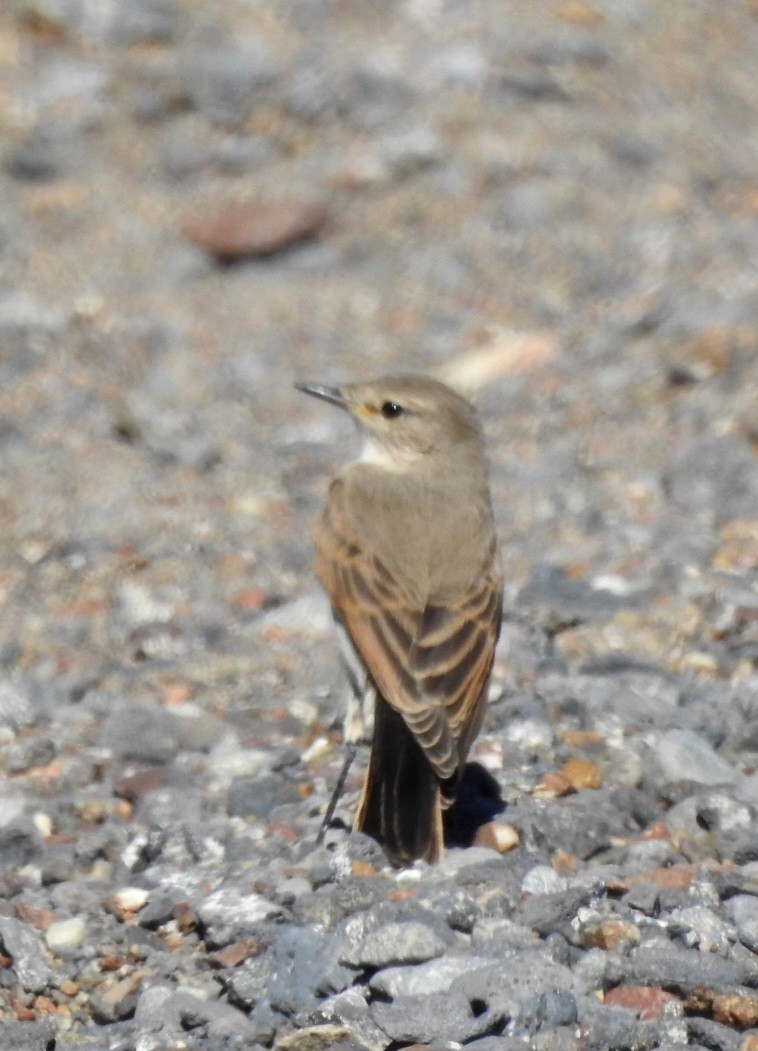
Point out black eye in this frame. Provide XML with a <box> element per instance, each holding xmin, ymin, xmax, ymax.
<box><xmin>381</xmin><ymin>401</ymin><xmax>404</xmax><ymax>419</ymax></box>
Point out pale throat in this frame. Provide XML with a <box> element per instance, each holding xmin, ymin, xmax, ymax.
<box><xmin>358</xmin><ymin>436</ymin><xmax>423</xmax><ymax>471</ymax></box>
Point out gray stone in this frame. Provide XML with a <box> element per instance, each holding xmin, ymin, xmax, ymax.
<box><xmin>693</xmin><ymin>790</ymin><xmax>748</xmax><ymax>832</ymax></box>
<box><xmin>5</xmin><ymin>127</ymin><xmax>82</xmax><ymax>182</ymax></box>
<box><xmin>412</xmin><ymin>885</ymin><xmax>480</xmax><ymax>932</ymax></box>
<box><xmin>0</xmin><ymin>917</ymin><xmax>52</xmax><ymax>992</ymax></box>
<box><xmin>649</xmin><ymin>730</ymin><xmax>740</xmax><ymax>788</ymax></box>
<box><xmin>5</xmin><ymin>735</ymin><xmax>56</xmax><ymax>773</ymax></box>
<box><xmin>179</xmin><ymin>42</ymin><xmax>281</xmax><ymax>126</ymax></box>
<box><xmin>517</xmin><ymin>790</ymin><xmax>636</xmax><ymax>860</ymax></box>
<box><xmin>109</xmin><ymin>0</ymin><xmax>180</xmax><ymax>44</ymax></box>
<box><xmin>472</xmin><ymin>918</ymin><xmax>541</xmax><ymax>954</ymax></box>
<box><xmin>370</xmin><ymin>991</ymin><xmax>497</xmax><ymax>1045</ymax></box>
<box><xmin>227</xmin><ymin>773</ymin><xmax>304</xmax><ymax>818</ymax></box>
<box><xmin>0</xmin><ymin>816</ymin><xmax>43</xmax><ymax>870</ymax></box>
<box><xmin>686</xmin><ymin>1015</ymin><xmax>742</xmax><ymax>1051</ymax></box>
<box><xmin>0</xmin><ymin>676</ymin><xmax>37</xmax><ymax>731</ymax></box>
<box><xmin>341</xmin><ymin>921</ymin><xmax>447</xmax><ymax>969</ymax></box>
<box><xmin>515</xmin><ymin>988</ymin><xmax>578</xmax><ymax>1036</ymax></box>
<box><xmin>665</xmin><ymin>435</ymin><xmax>758</xmax><ymax>525</ymax></box>
<box><xmin>625</xmin><ymin>939</ymin><xmax>758</xmax><ymax>994</ymax></box>
<box><xmin>196</xmin><ymin>887</ymin><xmax>281</xmax><ymax>941</ymax></box>
<box><xmin>134</xmin><ymin>984</ymin><xmax>180</xmax><ymax>1032</ymax></box>
<box><xmin>266</xmin><ymin>925</ymin><xmax>358</xmax><ymax>1015</ymax></box>
<box><xmin>0</xmin><ymin>1020</ymin><xmax>56</xmax><ymax>1051</ymax></box>
<box><xmin>453</xmin><ymin>951</ymin><xmax>582</xmax><ymax>1020</ymax></box>
<box><xmin>728</xmin><ymin>894</ymin><xmax>758</xmax><ymax>953</ymax></box>
<box><xmin>370</xmin><ymin>955</ymin><xmax>494</xmax><ymax>999</ymax></box>
<box><xmin>160</xmin><ymin>131</ymin><xmax>210</xmax><ymax>181</ymax></box>
<box><xmin>223</xmin><ymin>953</ymin><xmax>274</xmax><ymax>1011</ymax></box>
<box><xmin>668</xmin><ymin>905</ymin><xmax>734</xmax><ymax>953</ymax></box>
<box><xmin>99</xmin><ymin>703</ymin><xmax>184</xmax><ymax>764</ymax></box>
<box><xmin>520</xmin><ymin>883</ymin><xmax>602</xmax><ymax>936</ymax></box>
<box><xmin>321</xmin><ymin>987</ymin><xmax>392</xmax><ymax>1051</ymax></box>
<box><xmin>623</xmin><ymin>882</ymin><xmax>660</xmax><ymax>915</ymax></box>
<box><xmin>373</xmin><ymin>125</ymin><xmax>444</xmax><ymax>178</ymax></box>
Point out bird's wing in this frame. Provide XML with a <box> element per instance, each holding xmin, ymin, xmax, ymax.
<box><xmin>408</xmin><ymin>546</ymin><xmax>503</xmax><ymax>771</ymax></box>
<box><xmin>316</xmin><ymin>480</ymin><xmax>502</xmax><ymax>784</ymax></box>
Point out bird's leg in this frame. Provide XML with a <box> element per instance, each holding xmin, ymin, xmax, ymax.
<box><xmin>316</xmin><ymin>741</ymin><xmax>357</xmax><ymax>844</ymax></box>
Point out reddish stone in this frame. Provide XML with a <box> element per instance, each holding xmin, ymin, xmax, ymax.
<box><xmin>605</xmin><ymin>986</ymin><xmax>680</xmax><ymax>1020</ymax></box>
<box><xmin>211</xmin><ymin>938</ymin><xmax>262</xmax><ymax>969</ymax></box>
<box><xmin>183</xmin><ymin>198</ymin><xmax>328</xmax><ymax>261</ymax></box>
<box><xmin>12</xmin><ymin>904</ymin><xmax>55</xmax><ymax>931</ymax></box>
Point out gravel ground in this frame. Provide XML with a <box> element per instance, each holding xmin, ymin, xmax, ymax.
<box><xmin>1</xmin><ymin>1</ymin><xmax>757</xmax><ymax>1049</ymax></box>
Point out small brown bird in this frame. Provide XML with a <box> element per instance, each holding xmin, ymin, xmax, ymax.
<box><xmin>296</xmin><ymin>375</ymin><xmax>503</xmax><ymax>865</ymax></box>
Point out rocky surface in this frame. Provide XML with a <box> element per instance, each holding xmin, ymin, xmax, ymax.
<box><xmin>0</xmin><ymin>1</ymin><xmax>757</xmax><ymax>1049</ymax></box>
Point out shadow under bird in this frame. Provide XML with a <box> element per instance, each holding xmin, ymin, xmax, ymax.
<box><xmin>296</xmin><ymin>374</ymin><xmax>503</xmax><ymax>866</ymax></box>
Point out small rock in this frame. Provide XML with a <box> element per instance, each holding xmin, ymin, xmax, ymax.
<box><xmin>197</xmin><ymin>888</ymin><xmax>281</xmax><ymax>935</ymax></box>
<box><xmin>322</xmin><ymin>986</ymin><xmax>398</xmax><ymax>1051</ymax></box>
<box><xmin>728</xmin><ymin>895</ymin><xmax>758</xmax><ymax>954</ymax></box>
<box><xmin>227</xmin><ymin>773</ymin><xmax>303</xmax><ymax>818</ymax></box>
<box><xmin>648</xmin><ymin>730</ymin><xmax>740</xmax><ymax>787</ymax></box>
<box><xmin>584</xmin><ymin>918</ymin><xmax>640</xmax><ymax>950</ymax></box>
<box><xmin>603</xmin><ymin>985</ymin><xmax>681</xmax><ymax>1020</ymax></box>
<box><xmin>266</xmin><ymin>925</ymin><xmax>357</xmax><ymax>1015</ymax></box>
<box><xmin>370</xmin><ymin>990</ymin><xmax>489</xmax><ymax>1045</ymax></box>
<box><xmin>370</xmin><ymin>955</ymin><xmax>493</xmax><ymax>999</ymax></box>
<box><xmin>5</xmin><ymin>736</ymin><xmax>56</xmax><ymax>773</ymax></box>
<box><xmin>179</xmin><ymin>42</ymin><xmax>281</xmax><ymax>126</ymax></box>
<box><xmin>275</xmin><ymin>1024</ymin><xmax>363</xmax><ymax>1051</ymax></box>
<box><xmin>520</xmin><ymin>883</ymin><xmax>600</xmax><ymax>935</ymax></box>
<box><xmin>626</xmin><ymin>939</ymin><xmax>758</xmax><ymax>994</ymax></box>
<box><xmin>0</xmin><ymin>916</ymin><xmax>52</xmax><ymax>992</ymax></box>
<box><xmin>454</xmin><ymin>950</ymin><xmax>581</xmax><ymax>1021</ymax></box>
<box><xmin>0</xmin><ymin>677</ymin><xmax>37</xmax><ymax>732</ymax></box>
<box><xmin>341</xmin><ymin>921</ymin><xmax>447</xmax><ymax>969</ymax></box>
<box><xmin>222</xmin><ymin>953</ymin><xmax>274</xmax><ymax>1011</ymax></box>
<box><xmin>99</xmin><ymin>704</ymin><xmax>183</xmax><ymax>764</ymax></box>
<box><xmin>108</xmin><ymin>887</ymin><xmax>150</xmax><ymax>921</ymax></box>
<box><xmin>515</xmin><ymin>987</ymin><xmax>578</xmax><ymax>1035</ymax></box>
<box><xmin>45</xmin><ymin>917</ymin><xmax>87</xmax><ymax>952</ymax></box>
<box><xmin>109</xmin><ymin>0</ymin><xmax>180</xmax><ymax>44</ymax></box>
<box><xmin>0</xmin><ymin>816</ymin><xmax>43</xmax><ymax>870</ymax></box>
<box><xmin>183</xmin><ymin>198</ymin><xmax>329</xmax><ymax>261</ymax></box>
<box><xmin>669</xmin><ymin>905</ymin><xmax>734</xmax><ymax>952</ymax></box>
<box><xmin>522</xmin><ymin>865</ymin><xmax>569</xmax><ymax>896</ymax></box>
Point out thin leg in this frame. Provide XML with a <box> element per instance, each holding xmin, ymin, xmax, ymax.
<box><xmin>316</xmin><ymin>742</ymin><xmax>357</xmax><ymax>845</ymax></box>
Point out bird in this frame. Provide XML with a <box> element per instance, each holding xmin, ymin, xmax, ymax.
<box><xmin>296</xmin><ymin>374</ymin><xmax>503</xmax><ymax>866</ymax></box>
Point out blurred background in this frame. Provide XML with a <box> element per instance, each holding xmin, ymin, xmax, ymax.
<box><xmin>0</xmin><ymin>0</ymin><xmax>756</xmax><ymax>735</ymax></box>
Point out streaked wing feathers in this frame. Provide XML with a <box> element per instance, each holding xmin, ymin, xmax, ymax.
<box><xmin>316</xmin><ymin>481</ymin><xmax>502</xmax><ymax>784</ymax></box>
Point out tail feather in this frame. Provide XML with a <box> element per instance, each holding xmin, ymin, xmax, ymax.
<box><xmin>354</xmin><ymin>695</ymin><xmax>444</xmax><ymax>866</ymax></box>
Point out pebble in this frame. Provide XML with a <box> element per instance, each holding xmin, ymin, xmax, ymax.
<box><xmin>728</xmin><ymin>895</ymin><xmax>758</xmax><ymax>954</ymax></box>
<box><xmin>649</xmin><ymin>730</ymin><xmax>741</xmax><ymax>788</ymax></box>
<box><xmin>4</xmin><ymin>735</ymin><xmax>55</xmax><ymax>773</ymax></box>
<box><xmin>370</xmin><ymin>954</ymin><xmax>494</xmax><ymax>998</ymax></box>
<box><xmin>196</xmin><ymin>888</ymin><xmax>282</xmax><ymax>935</ymax></box>
<box><xmin>178</xmin><ymin>42</ymin><xmax>282</xmax><ymax>126</ymax></box>
<box><xmin>342</xmin><ymin>920</ymin><xmax>448</xmax><ymax>969</ymax></box>
<box><xmin>45</xmin><ymin>917</ymin><xmax>87</xmax><ymax>952</ymax></box>
<box><xmin>0</xmin><ymin>916</ymin><xmax>52</xmax><ymax>993</ymax></box>
<box><xmin>183</xmin><ymin>198</ymin><xmax>329</xmax><ymax>261</ymax></box>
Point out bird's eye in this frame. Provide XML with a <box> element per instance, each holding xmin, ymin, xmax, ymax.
<box><xmin>380</xmin><ymin>401</ymin><xmax>404</xmax><ymax>419</ymax></box>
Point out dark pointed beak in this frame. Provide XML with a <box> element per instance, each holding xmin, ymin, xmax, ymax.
<box><xmin>294</xmin><ymin>382</ymin><xmax>348</xmax><ymax>409</ymax></box>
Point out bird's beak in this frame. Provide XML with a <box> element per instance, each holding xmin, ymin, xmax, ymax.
<box><xmin>294</xmin><ymin>382</ymin><xmax>349</xmax><ymax>410</ymax></box>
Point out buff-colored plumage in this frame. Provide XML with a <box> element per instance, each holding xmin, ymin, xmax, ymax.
<box><xmin>297</xmin><ymin>375</ymin><xmax>503</xmax><ymax>865</ymax></box>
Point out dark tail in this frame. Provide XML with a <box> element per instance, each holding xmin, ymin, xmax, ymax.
<box><xmin>354</xmin><ymin>695</ymin><xmax>443</xmax><ymax>866</ymax></box>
